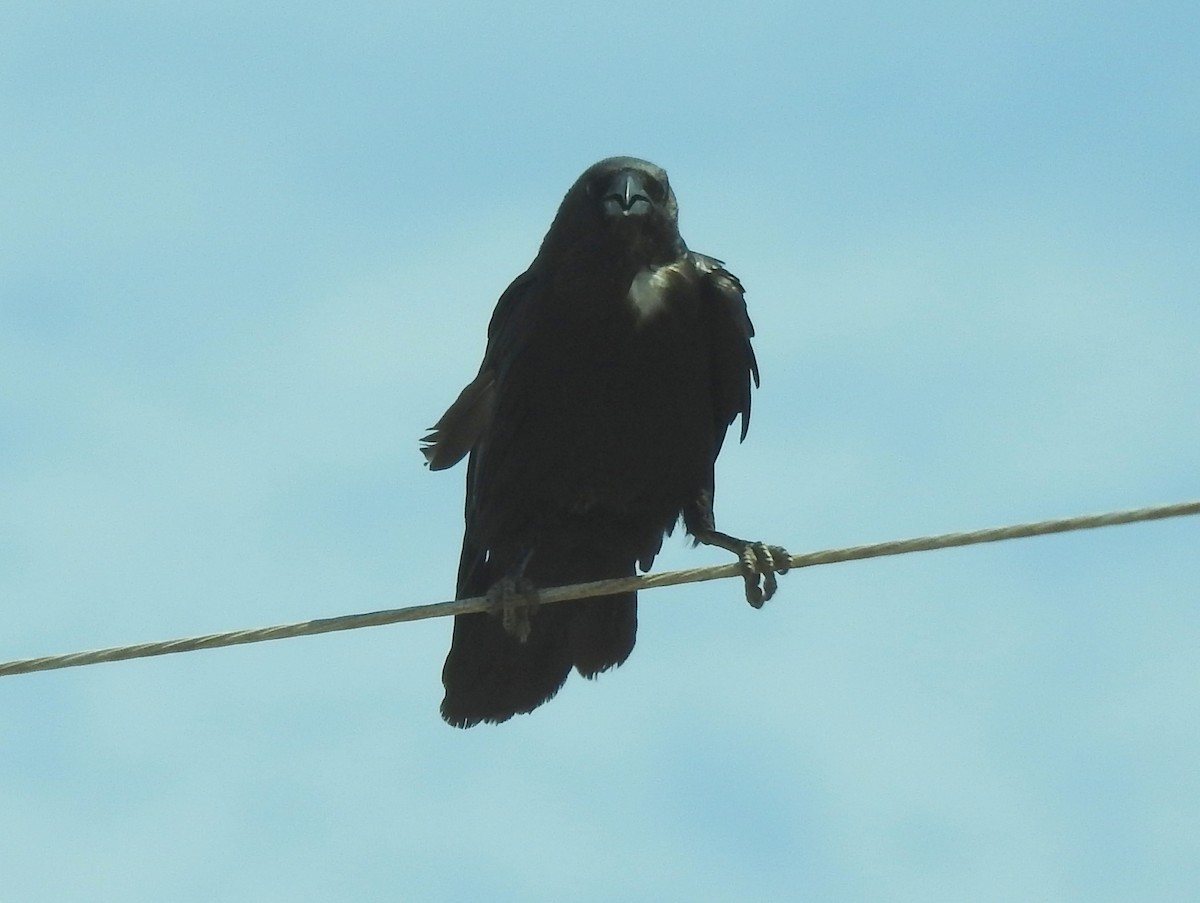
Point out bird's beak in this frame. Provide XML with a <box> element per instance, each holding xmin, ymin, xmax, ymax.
<box><xmin>602</xmin><ymin>170</ymin><xmax>653</xmax><ymax>218</ymax></box>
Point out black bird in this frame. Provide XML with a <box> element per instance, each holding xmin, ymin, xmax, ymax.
<box><xmin>422</xmin><ymin>157</ymin><xmax>788</xmax><ymax>728</ymax></box>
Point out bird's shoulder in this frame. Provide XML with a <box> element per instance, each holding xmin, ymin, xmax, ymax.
<box><xmin>690</xmin><ymin>252</ymin><xmax>747</xmax><ymax>311</ymax></box>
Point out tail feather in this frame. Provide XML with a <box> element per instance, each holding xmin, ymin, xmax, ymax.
<box><xmin>440</xmin><ymin>606</ymin><xmax>574</xmax><ymax>727</ymax></box>
<box><xmin>569</xmin><ymin>593</ymin><xmax>637</xmax><ymax>678</ymax></box>
<box><xmin>440</xmin><ymin>543</ymin><xmax>638</xmax><ymax>727</ymax></box>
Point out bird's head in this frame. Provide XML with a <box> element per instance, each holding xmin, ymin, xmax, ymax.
<box><xmin>541</xmin><ymin>157</ymin><xmax>684</xmax><ymax>268</ymax></box>
<box><xmin>590</xmin><ymin>158</ymin><xmax>674</xmax><ymax>220</ymax></box>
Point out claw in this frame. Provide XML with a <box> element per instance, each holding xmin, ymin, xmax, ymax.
<box><xmin>738</xmin><ymin>542</ymin><xmax>791</xmax><ymax>609</ymax></box>
<box><xmin>691</xmin><ymin>528</ymin><xmax>791</xmax><ymax>608</ymax></box>
<box><xmin>486</xmin><ymin>576</ymin><xmax>540</xmax><ymax>643</ymax></box>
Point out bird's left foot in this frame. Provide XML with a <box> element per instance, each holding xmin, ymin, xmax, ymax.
<box><xmin>486</xmin><ymin>576</ymin><xmax>540</xmax><ymax>643</ymax></box>
<box><xmin>691</xmin><ymin>528</ymin><xmax>792</xmax><ymax>608</ymax></box>
<box><xmin>737</xmin><ymin>542</ymin><xmax>791</xmax><ymax>609</ymax></box>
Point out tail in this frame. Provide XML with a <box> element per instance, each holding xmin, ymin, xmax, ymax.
<box><xmin>440</xmin><ymin>544</ymin><xmax>637</xmax><ymax>728</ymax></box>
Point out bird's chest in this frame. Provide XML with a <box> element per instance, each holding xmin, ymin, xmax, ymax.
<box><xmin>498</xmin><ymin>280</ymin><xmax>713</xmax><ymax>505</ymax></box>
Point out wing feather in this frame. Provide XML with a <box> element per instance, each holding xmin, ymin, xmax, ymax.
<box><xmin>694</xmin><ymin>252</ymin><xmax>759</xmax><ymax>450</ymax></box>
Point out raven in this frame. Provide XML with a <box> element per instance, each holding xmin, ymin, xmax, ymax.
<box><xmin>422</xmin><ymin>157</ymin><xmax>788</xmax><ymax>728</ymax></box>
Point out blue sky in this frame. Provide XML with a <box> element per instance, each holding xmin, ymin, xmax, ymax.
<box><xmin>3</xmin><ymin>3</ymin><xmax>1198</xmax><ymax>900</ymax></box>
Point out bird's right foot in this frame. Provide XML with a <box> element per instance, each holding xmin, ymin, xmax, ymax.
<box><xmin>486</xmin><ymin>576</ymin><xmax>540</xmax><ymax>643</ymax></box>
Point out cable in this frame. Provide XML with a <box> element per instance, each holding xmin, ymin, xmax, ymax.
<box><xmin>1</xmin><ymin>499</ymin><xmax>1196</xmax><ymax>678</ymax></box>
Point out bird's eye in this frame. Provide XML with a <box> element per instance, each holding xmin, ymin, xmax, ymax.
<box><xmin>646</xmin><ymin>179</ymin><xmax>666</xmax><ymax>203</ymax></box>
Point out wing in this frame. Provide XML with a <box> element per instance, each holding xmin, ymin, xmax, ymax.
<box><xmin>420</xmin><ymin>268</ymin><xmax>542</xmax><ymax>595</ymax></box>
<box><xmin>419</xmin><ymin>270</ymin><xmax>537</xmax><ymax>471</ymax></box>
<box><xmin>693</xmin><ymin>252</ymin><xmax>760</xmax><ymax>453</ymax></box>
<box><xmin>678</xmin><ymin>253</ymin><xmax>760</xmax><ymax>538</ymax></box>
<box><xmin>420</xmin><ymin>370</ymin><xmax>494</xmax><ymax>471</ymax></box>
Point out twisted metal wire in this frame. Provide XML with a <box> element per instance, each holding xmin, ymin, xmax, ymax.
<box><xmin>2</xmin><ymin>499</ymin><xmax>1196</xmax><ymax>678</ymax></box>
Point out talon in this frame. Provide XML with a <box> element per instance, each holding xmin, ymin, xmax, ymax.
<box><xmin>740</xmin><ymin>546</ymin><xmax>764</xmax><ymax>608</ymax></box>
<box><xmin>757</xmin><ymin>543</ymin><xmax>779</xmax><ymax>601</ymax></box>
<box><xmin>486</xmin><ymin>576</ymin><xmax>540</xmax><ymax>643</ymax></box>
<box><xmin>768</xmin><ymin>545</ymin><xmax>791</xmax><ymax>576</ymax></box>
<box><xmin>693</xmin><ymin>528</ymin><xmax>792</xmax><ymax>609</ymax></box>
<box><xmin>738</xmin><ymin>542</ymin><xmax>792</xmax><ymax>609</ymax></box>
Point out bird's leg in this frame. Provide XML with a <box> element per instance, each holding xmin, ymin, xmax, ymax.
<box><xmin>486</xmin><ymin>548</ymin><xmax>539</xmax><ymax>643</ymax></box>
<box><xmin>691</xmin><ymin>528</ymin><xmax>791</xmax><ymax>609</ymax></box>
